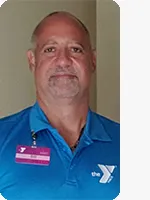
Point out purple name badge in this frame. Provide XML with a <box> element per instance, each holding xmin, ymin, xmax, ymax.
<box><xmin>15</xmin><ymin>145</ymin><xmax>50</xmax><ymax>166</ymax></box>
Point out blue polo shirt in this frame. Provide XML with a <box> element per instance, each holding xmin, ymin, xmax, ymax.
<box><xmin>0</xmin><ymin>102</ymin><xmax>120</xmax><ymax>200</ymax></box>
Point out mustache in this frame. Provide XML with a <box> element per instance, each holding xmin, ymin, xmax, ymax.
<box><xmin>51</xmin><ymin>66</ymin><xmax>77</xmax><ymax>76</ymax></box>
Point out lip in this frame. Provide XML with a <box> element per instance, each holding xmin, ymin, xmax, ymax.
<box><xmin>52</xmin><ymin>74</ymin><xmax>77</xmax><ymax>78</ymax></box>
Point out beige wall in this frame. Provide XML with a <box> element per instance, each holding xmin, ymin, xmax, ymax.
<box><xmin>96</xmin><ymin>0</ymin><xmax>120</xmax><ymax>122</ymax></box>
<box><xmin>0</xmin><ymin>0</ymin><xmax>96</xmax><ymax>117</ymax></box>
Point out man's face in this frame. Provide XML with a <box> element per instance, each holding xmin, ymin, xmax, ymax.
<box><xmin>27</xmin><ymin>15</ymin><xmax>96</xmax><ymax>100</ymax></box>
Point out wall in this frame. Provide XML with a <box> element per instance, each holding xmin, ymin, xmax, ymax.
<box><xmin>0</xmin><ymin>0</ymin><xmax>96</xmax><ymax>117</ymax></box>
<box><xmin>96</xmin><ymin>0</ymin><xmax>120</xmax><ymax>122</ymax></box>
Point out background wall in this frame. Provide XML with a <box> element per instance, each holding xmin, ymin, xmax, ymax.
<box><xmin>0</xmin><ymin>0</ymin><xmax>119</xmax><ymax>123</ymax></box>
<box><xmin>97</xmin><ymin>0</ymin><xmax>120</xmax><ymax>122</ymax></box>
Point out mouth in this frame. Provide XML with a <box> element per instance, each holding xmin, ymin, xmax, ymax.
<box><xmin>51</xmin><ymin>74</ymin><xmax>77</xmax><ymax>78</ymax></box>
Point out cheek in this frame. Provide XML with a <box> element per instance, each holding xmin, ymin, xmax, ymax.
<box><xmin>81</xmin><ymin>59</ymin><xmax>93</xmax><ymax>80</ymax></box>
<box><xmin>35</xmin><ymin>51</ymin><xmax>54</xmax><ymax>68</ymax></box>
<box><xmin>35</xmin><ymin>56</ymin><xmax>54</xmax><ymax>77</ymax></box>
<box><xmin>75</xmin><ymin>58</ymin><xmax>93</xmax><ymax>76</ymax></box>
<box><xmin>74</xmin><ymin>63</ymin><xmax>92</xmax><ymax>87</ymax></box>
<box><xmin>37</xmin><ymin>56</ymin><xmax>51</xmax><ymax>69</ymax></box>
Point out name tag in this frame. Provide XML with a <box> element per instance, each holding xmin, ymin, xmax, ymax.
<box><xmin>15</xmin><ymin>145</ymin><xmax>50</xmax><ymax>166</ymax></box>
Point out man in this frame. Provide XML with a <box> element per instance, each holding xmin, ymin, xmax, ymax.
<box><xmin>0</xmin><ymin>11</ymin><xmax>120</xmax><ymax>200</ymax></box>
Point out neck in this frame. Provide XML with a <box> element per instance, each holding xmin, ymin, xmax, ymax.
<box><xmin>37</xmin><ymin>95</ymin><xmax>89</xmax><ymax>147</ymax></box>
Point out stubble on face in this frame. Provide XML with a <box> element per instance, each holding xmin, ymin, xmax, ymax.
<box><xmin>47</xmin><ymin>62</ymin><xmax>80</xmax><ymax>98</ymax></box>
<box><xmin>48</xmin><ymin>74</ymin><xmax>79</xmax><ymax>98</ymax></box>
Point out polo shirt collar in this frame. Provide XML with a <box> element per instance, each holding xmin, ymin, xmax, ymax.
<box><xmin>30</xmin><ymin>101</ymin><xmax>56</xmax><ymax>134</ymax></box>
<box><xmin>30</xmin><ymin>102</ymin><xmax>112</xmax><ymax>142</ymax></box>
<box><xmin>87</xmin><ymin>109</ymin><xmax>112</xmax><ymax>142</ymax></box>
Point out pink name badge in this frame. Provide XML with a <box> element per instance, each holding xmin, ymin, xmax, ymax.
<box><xmin>15</xmin><ymin>145</ymin><xmax>50</xmax><ymax>166</ymax></box>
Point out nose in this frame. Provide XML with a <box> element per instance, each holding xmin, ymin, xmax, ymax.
<box><xmin>56</xmin><ymin>48</ymin><xmax>72</xmax><ymax>67</ymax></box>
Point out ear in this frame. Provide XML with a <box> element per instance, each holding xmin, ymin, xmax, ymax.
<box><xmin>92</xmin><ymin>49</ymin><xmax>96</xmax><ymax>72</ymax></box>
<box><xmin>27</xmin><ymin>49</ymin><xmax>36</xmax><ymax>73</ymax></box>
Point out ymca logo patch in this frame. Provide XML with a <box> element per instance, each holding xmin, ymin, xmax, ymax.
<box><xmin>91</xmin><ymin>164</ymin><xmax>117</xmax><ymax>183</ymax></box>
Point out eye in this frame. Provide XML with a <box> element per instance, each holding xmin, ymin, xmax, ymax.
<box><xmin>71</xmin><ymin>47</ymin><xmax>83</xmax><ymax>53</ymax></box>
<box><xmin>44</xmin><ymin>47</ymin><xmax>56</xmax><ymax>53</ymax></box>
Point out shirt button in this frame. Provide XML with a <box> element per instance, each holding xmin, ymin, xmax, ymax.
<box><xmin>62</xmin><ymin>147</ymin><xmax>66</xmax><ymax>151</ymax></box>
<box><xmin>70</xmin><ymin>163</ymin><xmax>76</xmax><ymax>170</ymax></box>
<box><xmin>65</xmin><ymin>180</ymin><xmax>77</xmax><ymax>186</ymax></box>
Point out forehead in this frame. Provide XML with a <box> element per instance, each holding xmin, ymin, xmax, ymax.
<box><xmin>35</xmin><ymin>14</ymin><xmax>90</xmax><ymax>46</ymax></box>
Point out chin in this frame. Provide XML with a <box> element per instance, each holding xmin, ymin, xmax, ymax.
<box><xmin>52</xmin><ymin>89</ymin><xmax>79</xmax><ymax>99</ymax></box>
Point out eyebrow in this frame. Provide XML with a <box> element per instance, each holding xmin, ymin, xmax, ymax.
<box><xmin>40</xmin><ymin>39</ymin><xmax>85</xmax><ymax>50</ymax></box>
<box><xmin>40</xmin><ymin>40</ymin><xmax>57</xmax><ymax>49</ymax></box>
<box><xmin>69</xmin><ymin>43</ymin><xmax>85</xmax><ymax>50</ymax></box>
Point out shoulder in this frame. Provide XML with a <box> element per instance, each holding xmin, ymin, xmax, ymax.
<box><xmin>0</xmin><ymin>106</ymin><xmax>32</xmax><ymax>140</ymax></box>
<box><xmin>95</xmin><ymin>112</ymin><xmax>119</xmax><ymax>127</ymax></box>
<box><xmin>91</xmin><ymin>110</ymin><xmax>120</xmax><ymax>139</ymax></box>
<box><xmin>0</xmin><ymin>106</ymin><xmax>31</xmax><ymax>125</ymax></box>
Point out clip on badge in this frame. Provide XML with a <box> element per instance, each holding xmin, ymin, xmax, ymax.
<box><xmin>15</xmin><ymin>131</ymin><xmax>50</xmax><ymax>166</ymax></box>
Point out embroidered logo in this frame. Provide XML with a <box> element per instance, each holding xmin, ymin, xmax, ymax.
<box><xmin>0</xmin><ymin>193</ymin><xmax>7</xmax><ymax>200</ymax></box>
<box><xmin>91</xmin><ymin>164</ymin><xmax>116</xmax><ymax>183</ymax></box>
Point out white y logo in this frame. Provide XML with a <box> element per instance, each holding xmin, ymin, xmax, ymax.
<box><xmin>20</xmin><ymin>147</ymin><xmax>26</xmax><ymax>153</ymax></box>
<box><xmin>98</xmin><ymin>164</ymin><xmax>116</xmax><ymax>183</ymax></box>
<box><xmin>0</xmin><ymin>193</ymin><xmax>7</xmax><ymax>200</ymax></box>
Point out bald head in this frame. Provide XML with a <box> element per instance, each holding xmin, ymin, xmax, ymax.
<box><xmin>31</xmin><ymin>11</ymin><xmax>91</xmax><ymax>49</ymax></box>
